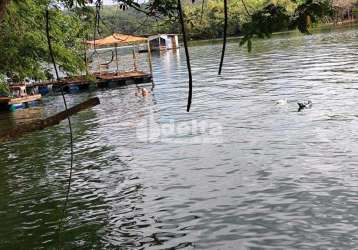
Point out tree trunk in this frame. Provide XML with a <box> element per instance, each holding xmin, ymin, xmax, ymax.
<box><xmin>0</xmin><ymin>0</ymin><xmax>10</xmax><ymax>23</ymax></box>
<box><xmin>0</xmin><ymin>97</ymin><xmax>100</xmax><ymax>142</ymax></box>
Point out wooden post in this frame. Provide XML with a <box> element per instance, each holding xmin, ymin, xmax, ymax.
<box><xmin>132</xmin><ymin>45</ymin><xmax>138</xmax><ymax>71</ymax></box>
<box><xmin>172</xmin><ymin>36</ymin><xmax>177</xmax><ymax>50</ymax></box>
<box><xmin>115</xmin><ymin>43</ymin><xmax>119</xmax><ymax>75</ymax></box>
<box><xmin>98</xmin><ymin>50</ymin><xmax>101</xmax><ymax>76</ymax></box>
<box><xmin>84</xmin><ymin>43</ymin><xmax>89</xmax><ymax>75</ymax></box>
<box><xmin>147</xmin><ymin>41</ymin><xmax>153</xmax><ymax>75</ymax></box>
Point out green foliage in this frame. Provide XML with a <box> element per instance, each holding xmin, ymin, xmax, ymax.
<box><xmin>0</xmin><ymin>0</ymin><xmax>48</xmax><ymax>81</ymax></box>
<box><xmin>290</xmin><ymin>0</ymin><xmax>332</xmax><ymax>33</ymax></box>
<box><xmin>0</xmin><ymin>0</ymin><xmax>88</xmax><ymax>81</ymax></box>
<box><xmin>0</xmin><ymin>83</ymin><xmax>10</xmax><ymax>97</ymax></box>
<box><xmin>240</xmin><ymin>4</ymin><xmax>290</xmax><ymax>51</ymax></box>
<box><xmin>184</xmin><ymin>0</ymin><xmax>241</xmax><ymax>39</ymax></box>
<box><xmin>61</xmin><ymin>0</ymin><xmax>87</xmax><ymax>8</ymax></box>
<box><xmin>99</xmin><ymin>5</ymin><xmax>158</xmax><ymax>35</ymax></box>
<box><xmin>0</xmin><ymin>76</ymin><xmax>10</xmax><ymax>97</ymax></box>
<box><xmin>240</xmin><ymin>0</ymin><xmax>333</xmax><ymax>51</ymax></box>
<box><xmin>102</xmin><ymin>0</ymin><xmax>332</xmax><ymax>41</ymax></box>
<box><xmin>113</xmin><ymin>0</ymin><xmax>178</xmax><ymax>19</ymax></box>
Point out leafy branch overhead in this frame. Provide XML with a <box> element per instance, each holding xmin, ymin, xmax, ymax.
<box><xmin>0</xmin><ymin>0</ymin><xmax>90</xmax><ymax>81</ymax></box>
<box><xmin>0</xmin><ymin>76</ymin><xmax>10</xmax><ymax>96</ymax></box>
<box><xmin>240</xmin><ymin>0</ymin><xmax>333</xmax><ymax>52</ymax></box>
<box><xmin>291</xmin><ymin>0</ymin><xmax>333</xmax><ymax>33</ymax></box>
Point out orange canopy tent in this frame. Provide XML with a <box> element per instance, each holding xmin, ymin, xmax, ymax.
<box><xmin>84</xmin><ymin>33</ymin><xmax>152</xmax><ymax>75</ymax></box>
<box><xmin>85</xmin><ymin>33</ymin><xmax>148</xmax><ymax>47</ymax></box>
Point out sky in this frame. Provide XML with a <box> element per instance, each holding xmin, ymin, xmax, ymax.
<box><xmin>101</xmin><ymin>0</ymin><xmax>146</xmax><ymax>5</ymax></box>
<box><xmin>103</xmin><ymin>0</ymin><xmax>115</xmax><ymax>4</ymax></box>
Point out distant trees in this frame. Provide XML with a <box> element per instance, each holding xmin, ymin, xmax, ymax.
<box><xmin>0</xmin><ymin>0</ymin><xmax>90</xmax><ymax>82</ymax></box>
<box><xmin>0</xmin><ymin>0</ymin><xmax>345</xmax><ymax>82</ymax></box>
<box><xmin>98</xmin><ymin>0</ymin><xmax>337</xmax><ymax>40</ymax></box>
<box><xmin>333</xmin><ymin>0</ymin><xmax>356</xmax><ymax>21</ymax></box>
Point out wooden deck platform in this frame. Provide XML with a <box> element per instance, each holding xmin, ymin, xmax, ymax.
<box><xmin>31</xmin><ymin>77</ymin><xmax>92</xmax><ymax>88</ymax></box>
<box><xmin>0</xmin><ymin>94</ymin><xmax>42</xmax><ymax>105</ymax></box>
<box><xmin>95</xmin><ymin>71</ymin><xmax>152</xmax><ymax>81</ymax></box>
<box><xmin>0</xmin><ymin>97</ymin><xmax>11</xmax><ymax>104</ymax></box>
<box><xmin>29</xmin><ymin>70</ymin><xmax>152</xmax><ymax>90</ymax></box>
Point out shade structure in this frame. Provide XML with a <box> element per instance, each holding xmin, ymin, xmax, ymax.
<box><xmin>85</xmin><ymin>33</ymin><xmax>148</xmax><ymax>47</ymax></box>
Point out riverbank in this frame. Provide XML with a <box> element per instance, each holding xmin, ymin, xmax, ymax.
<box><xmin>186</xmin><ymin>19</ymin><xmax>358</xmax><ymax>47</ymax></box>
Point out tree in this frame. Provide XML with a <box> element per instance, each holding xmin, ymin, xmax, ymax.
<box><xmin>0</xmin><ymin>0</ymin><xmax>89</xmax><ymax>81</ymax></box>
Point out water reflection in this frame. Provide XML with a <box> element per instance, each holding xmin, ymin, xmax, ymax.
<box><xmin>0</xmin><ymin>107</ymin><xmax>44</xmax><ymax>131</ymax></box>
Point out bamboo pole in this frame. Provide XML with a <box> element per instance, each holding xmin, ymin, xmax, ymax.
<box><xmin>0</xmin><ymin>97</ymin><xmax>100</xmax><ymax>142</ymax></box>
<box><xmin>147</xmin><ymin>41</ymin><xmax>153</xmax><ymax>75</ymax></box>
<box><xmin>84</xmin><ymin>42</ymin><xmax>89</xmax><ymax>75</ymax></box>
<box><xmin>132</xmin><ymin>45</ymin><xmax>138</xmax><ymax>71</ymax></box>
<box><xmin>115</xmin><ymin>43</ymin><xmax>119</xmax><ymax>75</ymax></box>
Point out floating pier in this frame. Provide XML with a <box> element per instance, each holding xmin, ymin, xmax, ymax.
<box><xmin>95</xmin><ymin>71</ymin><xmax>152</xmax><ymax>85</ymax></box>
<box><xmin>0</xmin><ymin>95</ymin><xmax>41</xmax><ymax>105</ymax></box>
<box><xmin>26</xmin><ymin>34</ymin><xmax>153</xmax><ymax>94</ymax></box>
<box><xmin>84</xmin><ymin>33</ymin><xmax>153</xmax><ymax>87</ymax></box>
<box><xmin>28</xmin><ymin>70</ymin><xmax>152</xmax><ymax>94</ymax></box>
<box><xmin>0</xmin><ymin>85</ymin><xmax>42</xmax><ymax>111</ymax></box>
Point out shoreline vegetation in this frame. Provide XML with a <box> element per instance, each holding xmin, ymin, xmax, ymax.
<box><xmin>98</xmin><ymin>0</ymin><xmax>358</xmax><ymax>39</ymax></box>
<box><xmin>0</xmin><ymin>0</ymin><xmax>357</xmax><ymax>85</ymax></box>
<box><xmin>187</xmin><ymin>18</ymin><xmax>358</xmax><ymax>45</ymax></box>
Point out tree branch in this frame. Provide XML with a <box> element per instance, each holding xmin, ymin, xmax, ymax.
<box><xmin>0</xmin><ymin>0</ymin><xmax>11</xmax><ymax>23</ymax></box>
<box><xmin>0</xmin><ymin>97</ymin><xmax>100</xmax><ymax>142</ymax></box>
<box><xmin>177</xmin><ymin>0</ymin><xmax>193</xmax><ymax>112</ymax></box>
<box><xmin>218</xmin><ymin>0</ymin><xmax>227</xmax><ymax>75</ymax></box>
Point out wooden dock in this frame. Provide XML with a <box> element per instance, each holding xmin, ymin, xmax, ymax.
<box><xmin>0</xmin><ymin>94</ymin><xmax>42</xmax><ymax>111</ymax></box>
<box><xmin>95</xmin><ymin>71</ymin><xmax>152</xmax><ymax>86</ymax></box>
<box><xmin>95</xmin><ymin>71</ymin><xmax>151</xmax><ymax>80</ymax></box>
<box><xmin>0</xmin><ymin>95</ymin><xmax>42</xmax><ymax>105</ymax></box>
<box><xmin>31</xmin><ymin>76</ymin><xmax>92</xmax><ymax>88</ymax></box>
<box><xmin>28</xmin><ymin>70</ymin><xmax>152</xmax><ymax>92</ymax></box>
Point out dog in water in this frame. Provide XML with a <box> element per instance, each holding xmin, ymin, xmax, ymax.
<box><xmin>297</xmin><ymin>100</ymin><xmax>312</xmax><ymax>112</ymax></box>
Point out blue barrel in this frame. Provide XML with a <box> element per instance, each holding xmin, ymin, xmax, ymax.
<box><xmin>8</xmin><ymin>105</ymin><xmax>16</xmax><ymax>112</ymax></box>
<box><xmin>13</xmin><ymin>103</ymin><xmax>25</xmax><ymax>110</ymax></box>
<box><xmin>68</xmin><ymin>85</ymin><xmax>80</xmax><ymax>93</ymax></box>
<box><xmin>38</xmin><ymin>86</ymin><xmax>49</xmax><ymax>95</ymax></box>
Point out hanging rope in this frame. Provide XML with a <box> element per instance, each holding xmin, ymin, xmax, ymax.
<box><xmin>95</xmin><ymin>1</ymin><xmax>102</xmax><ymax>38</ymax></box>
<box><xmin>45</xmin><ymin>8</ymin><xmax>74</xmax><ymax>249</ymax></box>
<box><xmin>91</xmin><ymin>0</ymin><xmax>102</xmax><ymax>56</ymax></box>
<box><xmin>177</xmin><ymin>0</ymin><xmax>193</xmax><ymax>112</ymax></box>
<box><xmin>99</xmin><ymin>50</ymin><xmax>115</xmax><ymax>66</ymax></box>
<box><xmin>218</xmin><ymin>0</ymin><xmax>228</xmax><ymax>75</ymax></box>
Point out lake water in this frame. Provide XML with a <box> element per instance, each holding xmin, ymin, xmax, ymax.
<box><xmin>2</xmin><ymin>26</ymin><xmax>358</xmax><ymax>249</ymax></box>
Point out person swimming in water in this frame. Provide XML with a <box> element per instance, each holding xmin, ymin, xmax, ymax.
<box><xmin>135</xmin><ymin>87</ymin><xmax>150</xmax><ymax>97</ymax></box>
